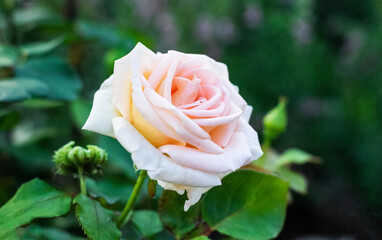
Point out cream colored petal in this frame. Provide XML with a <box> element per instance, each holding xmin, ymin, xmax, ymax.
<box><xmin>157</xmin><ymin>180</ymin><xmax>211</xmax><ymax>211</ymax></box>
<box><xmin>82</xmin><ymin>76</ymin><xmax>119</xmax><ymax>138</ymax></box>
<box><xmin>113</xmin><ymin>42</ymin><xmax>156</xmax><ymax>121</ymax></box>
<box><xmin>130</xmin><ymin>75</ymin><xmax>183</xmax><ymax>143</ymax></box>
<box><xmin>159</xmin><ymin>132</ymin><xmax>252</xmax><ymax>173</ymax></box>
<box><xmin>112</xmin><ymin>117</ymin><xmax>221</xmax><ymax>187</ymax></box>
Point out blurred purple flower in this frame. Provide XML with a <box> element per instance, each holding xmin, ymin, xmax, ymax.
<box><xmin>292</xmin><ymin>19</ymin><xmax>312</xmax><ymax>45</ymax></box>
<box><xmin>243</xmin><ymin>3</ymin><xmax>263</xmax><ymax>29</ymax></box>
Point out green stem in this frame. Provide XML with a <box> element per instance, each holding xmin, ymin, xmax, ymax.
<box><xmin>117</xmin><ymin>170</ymin><xmax>147</xmax><ymax>228</ymax></box>
<box><xmin>257</xmin><ymin>137</ymin><xmax>271</xmax><ymax>167</ymax></box>
<box><xmin>77</xmin><ymin>167</ymin><xmax>86</xmax><ymax>195</ymax></box>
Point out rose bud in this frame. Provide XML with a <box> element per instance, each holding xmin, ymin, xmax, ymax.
<box><xmin>53</xmin><ymin>141</ymin><xmax>107</xmax><ymax>175</ymax></box>
<box><xmin>263</xmin><ymin>97</ymin><xmax>288</xmax><ymax>141</ymax></box>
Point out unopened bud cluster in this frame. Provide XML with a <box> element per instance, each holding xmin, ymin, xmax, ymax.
<box><xmin>53</xmin><ymin>141</ymin><xmax>107</xmax><ymax>175</ymax></box>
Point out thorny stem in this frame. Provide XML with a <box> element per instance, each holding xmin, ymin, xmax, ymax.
<box><xmin>117</xmin><ymin>170</ymin><xmax>147</xmax><ymax>228</ymax></box>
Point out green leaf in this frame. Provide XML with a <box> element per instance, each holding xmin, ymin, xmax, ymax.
<box><xmin>0</xmin><ymin>78</ymin><xmax>50</xmax><ymax>102</ymax></box>
<box><xmin>73</xmin><ymin>194</ymin><xmax>121</xmax><ymax>240</ymax></box>
<box><xmin>201</xmin><ymin>170</ymin><xmax>288</xmax><ymax>240</ymax></box>
<box><xmin>0</xmin><ymin>45</ymin><xmax>18</xmax><ymax>67</ymax></box>
<box><xmin>86</xmin><ymin>177</ymin><xmax>134</xmax><ymax>207</ymax></box>
<box><xmin>20</xmin><ymin>36</ymin><xmax>65</xmax><ymax>57</ymax></box>
<box><xmin>276</xmin><ymin>148</ymin><xmax>319</xmax><ymax>167</ymax></box>
<box><xmin>16</xmin><ymin>57</ymin><xmax>82</xmax><ymax>100</ymax></box>
<box><xmin>14</xmin><ymin>7</ymin><xmax>57</xmax><ymax>27</ymax></box>
<box><xmin>24</xmin><ymin>224</ymin><xmax>84</xmax><ymax>240</ymax></box>
<box><xmin>0</xmin><ymin>178</ymin><xmax>72</xmax><ymax>239</ymax></box>
<box><xmin>159</xmin><ymin>191</ymin><xmax>200</xmax><ymax>239</ymax></box>
<box><xmin>132</xmin><ymin>210</ymin><xmax>163</xmax><ymax>237</ymax></box>
<box><xmin>13</xmin><ymin>99</ymin><xmax>64</xmax><ymax>109</ymax></box>
<box><xmin>76</xmin><ymin>21</ymin><xmax>121</xmax><ymax>45</ymax></box>
<box><xmin>2</xmin><ymin>231</ymin><xmax>19</xmax><ymax>240</ymax></box>
<box><xmin>0</xmin><ymin>109</ymin><xmax>20</xmax><ymax>130</ymax></box>
<box><xmin>191</xmin><ymin>236</ymin><xmax>211</xmax><ymax>240</ymax></box>
<box><xmin>277</xmin><ymin>168</ymin><xmax>308</xmax><ymax>194</ymax></box>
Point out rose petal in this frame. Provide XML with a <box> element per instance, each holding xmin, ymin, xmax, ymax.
<box><xmin>182</xmin><ymin>102</ymin><xmax>225</xmax><ymax>118</ymax></box>
<box><xmin>112</xmin><ymin>117</ymin><xmax>221</xmax><ymax>187</ymax></box>
<box><xmin>145</xmin><ymin>88</ymin><xmax>224</xmax><ymax>153</ymax></box>
<box><xmin>157</xmin><ymin>181</ymin><xmax>211</xmax><ymax>211</ymax></box>
<box><xmin>156</xmin><ymin>56</ymin><xmax>181</xmax><ymax>101</ymax></box>
<box><xmin>148</xmin><ymin>54</ymin><xmax>176</xmax><ymax>90</ymax></box>
<box><xmin>113</xmin><ymin>42</ymin><xmax>156</xmax><ymax>121</ymax></box>
<box><xmin>172</xmin><ymin>76</ymin><xmax>201</xmax><ymax>106</ymax></box>
<box><xmin>82</xmin><ymin>75</ymin><xmax>120</xmax><ymax>137</ymax></box>
<box><xmin>242</xmin><ymin>105</ymin><xmax>253</xmax><ymax>122</ymax></box>
<box><xmin>219</xmin><ymin>76</ymin><xmax>248</xmax><ymax>111</ymax></box>
<box><xmin>209</xmin><ymin>117</ymin><xmax>239</xmax><ymax>147</ymax></box>
<box><xmin>159</xmin><ymin>132</ymin><xmax>252</xmax><ymax>173</ymax></box>
<box><xmin>130</xmin><ymin>71</ymin><xmax>183</xmax><ymax>143</ymax></box>
<box><xmin>237</xmin><ymin>117</ymin><xmax>263</xmax><ymax>164</ymax></box>
<box><xmin>192</xmin><ymin>103</ymin><xmax>242</xmax><ymax>126</ymax></box>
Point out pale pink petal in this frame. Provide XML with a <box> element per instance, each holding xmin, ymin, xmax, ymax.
<box><xmin>219</xmin><ymin>76</ymin><xmax>247</xmax><ymax>111</ymax></box>
<box><xmin>159</xmin><ymin>132</ymin><xmax>252</xmax><ymax>173</ymax></box>
<box><xmin>82</xmin><ymin>76</ymin><xmax>119</xmax><ymax>138</ymax></box>
<box><xmin>112</xmin><ymin>117</ymin><xmax>221</xmax><ymax>187</ymax></box>
<box><xmin>209</xmin><ymin>117</ymin><xmax>239</xmax><ymax>147</ymax></box>
<box><xmin>181</xmin><ymin>102</ymin><xmax>225</xmax><ymax>118</ymax></box>
<box><xmin>156</xmin><ymin>57</ymin><xmax>181</xmax><ymax>101</ymax></box>
<box><xmin>144</xmin><ymin>88</ymin><xmax>224</xmax><ymax>153</ymax></box>
<box><xmin>172</xmin><ymin>76</ymin><xmax>201</xmax><ymax>106</ymax></box>
<box><xmin>237</xmin><ymin>117</ymin><xmax>263</xmax><ymax>164</ymax></box>
<box><xmin>169</xmin><ymin>50</ymin><xmax>228</xmax><ymax>78</ymax></box>
<box><xmin>242</xmin><ymin>105</ymin><xmax>253</xmax><ymax>122</ymax></box>
<box><xmin>179</xmin><ymin>68</ymin><xmax>217</xmax><ymax>85</ymax></box>
<box><xmin>193</xmin><ymin>87</ymin><xmax>221</xmax><ymax>110</ymax></box>
<box><xmin>193</xmin><ymin>103</ymin><xmax>242</xmax><ymax>126</ymax></box>
<box><xmin>175</xmin><ymin>59</ymin><xmax>205</xmax><ymax>76</ymax></box>
<box><xmin>147</xmin><ymin>54</ymin><xmax>176</xmax><ymax>90</ymax></box>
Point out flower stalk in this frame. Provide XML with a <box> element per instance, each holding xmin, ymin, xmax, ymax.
<box><xmin>117</xmin><ymin>170</ymin><xmax>147</xmax><ymax>228</ymax></box>
<box><xmin>77</xmin><ymin>166</ymin><xmax>86</xmax><ymax>195</ymax></box>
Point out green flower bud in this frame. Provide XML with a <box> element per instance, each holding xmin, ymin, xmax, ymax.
<box><xmin>263</xmin><ymin>97</ymin><xmax>288</xmax><ymax>141</ymax></box>
<box><xmin>87</xmin><ymin>145</ymin><xmax>107</xmax><ymax>165</ymax></box>
<box><xmin>69</xmin><ymin>146</ymin><xmax>86</xmax><ymax>165</ymax></box>
<box><xmin>53</xmin><ymin>141</ymin><xmax>107</xmax><ymax>175</ymax></box>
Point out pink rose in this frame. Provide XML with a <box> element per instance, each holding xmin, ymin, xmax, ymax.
<box><xmin>83</xmin><ymin>43</ymin><xmax>262</xmax><ymax>210</ymax></box>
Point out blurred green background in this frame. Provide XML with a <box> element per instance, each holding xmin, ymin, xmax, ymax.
<box><xmin>0</xmin><ymin>0</ymin><xmax>381</xmax><ymax>239</ymax></box>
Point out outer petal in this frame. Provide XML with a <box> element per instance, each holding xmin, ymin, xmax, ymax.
<box><xmin>112</xmin><ymin>117</ymin><xmax>221</xmax><ymax>187</ymax></box>
<box><xmin>82</xmin><ymin>76</ymin><xmax>120</xmax><ymax>137</ymax></box>
<box><xmin>237</xmin><ymin>117</ymin><xmax>263</xmax><ymax>164</ymax></box>
<box><xmin>113</xmin><ymin>42</ymin><xmax>156</xmax><ymax>121</ymax></box>
<box><xmin>157</xmin><ymin>180</ymin><xmax>211</xmax><ymax>211</ymax></box>
<box><xmin>159</xmin><ymin>132</ymin><xmax>252</xmax><ymax>173</ymax></box>
<box><xmin>242</xmin><ymin>105</ymin><xmax>253</xmax><ymax>122</ymax></box>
